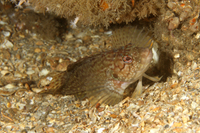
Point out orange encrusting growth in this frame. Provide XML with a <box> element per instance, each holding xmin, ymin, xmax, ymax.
<box><xmin>132</xmin><ymin>0</ymin><xmax>135</xmax><ymax>7</ymax></box>
<box><xmin>190</xmin><ymin>18</ymin><xmax>197</xmax><ymax>26</ymax></box>
<box><xmin>180</xmin><ymin>3</ymin><xmax>185</xmax><ymax>7</ymax></box>
<box><xmin>100</xmin><ymin>0</ymin><xmax>109</xmax><ymax>11</ymax></box>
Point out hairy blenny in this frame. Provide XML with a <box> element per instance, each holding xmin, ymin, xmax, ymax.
<box><xmin>39</xmin><ymin>26</ymin><xmax>160</xmax><ymax>106</ymax></box>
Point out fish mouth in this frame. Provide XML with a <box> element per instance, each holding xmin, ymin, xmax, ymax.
<box><xmin>141</xmin><ymin>48</ymin><xmax>153</xmax><ymax>61</ymax></box>
<box><xmin>128</xmin><ymin>48</ymin><xmax>153</xmax><ymax>83</ymax></box>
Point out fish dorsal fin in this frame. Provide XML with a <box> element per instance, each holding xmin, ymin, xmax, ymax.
<box><xmin>111</xmin><ymin>26</ymin><xmax>153</xmax><ymax>49</ymax></box>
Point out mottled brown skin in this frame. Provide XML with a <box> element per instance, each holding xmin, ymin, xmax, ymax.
<box><xmin>40</xmin><ymin>43</ymin><xmax>153</xmax><ymax>106</ymax></box>
<box><xmin>37</xmin><ymin>26</ymin><xmax>161</xmax><ymax>106</ymax></box>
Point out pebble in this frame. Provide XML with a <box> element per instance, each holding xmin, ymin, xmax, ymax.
<box><xmin>65</xmin><ymin>33</ymin><xmax>74</xmax><ymax>40</ymax></box>
<box><xmin>186</xmin><ymin>52</ymin><xmax>194</xmax><ymax>60</ymax></box>
<box><xmin>15</xmin><ymin>54</ymin><xmax>21</xmax><ymax>59</ymax></box>
<box><xmin>191</xmin><ymin>62</ymin><xmax>197</xmax><ymax>70</ymax></box>
<box><xmin>5</xmin><ymin>83</ymin><xmax>16</xmax><ymax>89</ymax></box>
<box><xmin>195</xmin><ymin>32</ymin><xmax>200</xmax><ymax>39</ymax></box>
<box><xmin>14</xmin><ymin>71</ymin><xmax>23</xmax><ymax>78</ymax></box>
<box><xmin>39</xmin><ymin>69</ymin><xmax>50</xmax><ymax>76</ymax></box>
<box><xmin>26</xmin><ymin>70</ymin><xmax>35</xmax><ymax>75</ymax></box>
<box><xmin>0</xmin><ymin>39</ymin><xmax>13</xmax><ymax>49</ymax></box>
<box><xmin>2</xmin><ymin>50</ymin><xmax>11</xmax><ymax>60</ymax></box>
<box><xmin>174</xmin><ymin>53</ymin><xmax>180</xmax><ymax>58</ymax></box>
<box><xmin>75</xmin><ymin>39</ymin><xmax>83</xmax><ymax>43</ymax></box>
<box><xmin>83</xmin><ymin>35</ymin><xmax>92</xmax><ymax>42</ymax></box>
<box><xmin>0</xmin><ymin>21</ymin><xmax>7</xmax><ymax>25</ymax></box>
<box><xmin>191</xmin><ymin>101</ymin><xmax>198</xmax><ymax>109</ymax></box>
<box><xmin>1</xmin><ymin>70</ymin><xmax>11</xmax><ymax>76</ymax></box>
<box><xmin>35</xmin><ymin>41</ymin><xmax>44</xmax><ymax>45</ymax></box>
<box><xmin>2</xmin><ymin>31</ymin><xmax>11</xmax><ymax>37</ymax></box>
<box><xmin>13</xmin><ymin>45</ymin><xmax>18</xmax><ymax>51</ymax></box>
<box><xmin>168</xmin><ymin>17</ymin><xmax>180</xmax><ymax>30</ymax></box>
<box><xmin>104</xmin><ymin>31</ymin><xmax>112</xmax><ymax>35</ymax></box>
<box><xmin>56</xmin><ymin>60</ymin><xmax>69</xmax><ymax>71</ymax></box>
<box><xmin>19</xmin><ymin>34</ymin><xmax>25</xmax><ymax>38</ymax></box>
<box><xmin>34</xmin><ymin>48</ymin><xmax>41</xmax><ymax>53</ymax></box>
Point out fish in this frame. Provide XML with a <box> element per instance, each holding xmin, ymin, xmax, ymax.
<box><xmin>38</xmin><ymin>26</ymin><xmax>160</xmax><ymax>106</ymax></box>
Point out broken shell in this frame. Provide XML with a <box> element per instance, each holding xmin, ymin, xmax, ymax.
<box><xmin>189</xmin><ymin>22</ymin><xmax>199</xmax><ymax>32</ymax></box>
<box><xmin>26</xmin><ymin>70</ymin><xmax>35</xmax><ymax>75</ymax></box>
<box><xmin>39</xmin><ymin>69</ymin><xmax>50</xmax><ymax>76</ymax></box>
<box><xmin>195</xmin><ymin>32</ymin><xmax>200</xmax><ymax>39</ymax></box>
<box><xmin>5</xmin><ymin>83</ymin><xmax>16</xmax><ymax>89</ymax></box>
<box><xmin>1</xmin><ymin>70</ymin><xmax>12</xmax><ymax>76</ymax></box>
<box><xmin>174</xmin><ymin>53</ymin><xmax>180</xmax><ymax>58</ymax></box>
<box><xmin>0</xmin><ymin>39</ymin><xmax>13</xmax><ymax>49</ymax></box>
<box><xmin>168</xmin><ymin>17</ymin><xmax>180</xmax><ymax>30</ymax></box>
<box><xmin>32</xmin><ymin>87</ymin><xmax>44</xmax><ymax>93</ymax></box>
<box><xmin>38</xmin><ymin>76</ymin><xmax>52</xmax><ymax>87</ymax></box>
<box><xmin>2</xmin><ymin>31</ymin><xmax>11</xmax><ymax>37</ymax></box>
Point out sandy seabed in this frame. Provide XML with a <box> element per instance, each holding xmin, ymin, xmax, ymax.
<box><xmin>0</xmin><ymin>1</ymin><xmax>200</xmax><ymax>133</ymax></box>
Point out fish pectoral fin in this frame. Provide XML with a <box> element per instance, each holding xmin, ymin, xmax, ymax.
<box><xmin>86</xmin><ymin>88</ymin><xmax>123</xmax><ymax>107</ymax></box>
<box><xmin>131</xmin><ymin>77</ymin><xmax>143</xmax><ymax>98</ymax></box>
<box><xmin>143</xmin><ymin>73</ymin><xmax>162</xmax><ymax>82</ymax></box>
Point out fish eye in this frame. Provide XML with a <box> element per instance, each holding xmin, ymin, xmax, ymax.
<box><xmin>122</xmin><ymin>55</ymin><xmax>132</xmax><ymax>63</ymax></box>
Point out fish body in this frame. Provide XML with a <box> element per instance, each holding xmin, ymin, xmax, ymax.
<box><xmin>39</xmin><ymin>26</ymin><xmax>157</xmax><ymax>106</ymax></box>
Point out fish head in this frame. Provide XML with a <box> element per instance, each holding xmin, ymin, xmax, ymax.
<box><xmin>110</xmin><ymin>43</ymin><xmax>153</xmax><ymax>84</ymax></box>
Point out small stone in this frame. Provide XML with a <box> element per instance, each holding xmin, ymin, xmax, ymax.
<box><xmin>65</xmin><ymin>33</ymin><xmax>74</xmax><ymax>40</ymax></box>
<box><xmin>110</xmin><ymin>114</ymin><xmax>118</xmax><ymax>118</ymax></box>
<box><xmin>182</xmin><ymin>115</ymin><xmax>189</xmax><ymax>123</ymax></box>
<box><xmin>186</xmin><ymin>52</ymin><xmax>194</xmax><ymax>60</ymax></box>
<box><xmin>45</xmin><ymin>127</ymin><xmax>55</xmax><ymax>132</ymax></box>
<box><xmin>0</xmin><ymin>39</ymin><xmax>13</xmax><ymax>49</ymax></box>
<box><xmin>27</xmin><ymin>130</ymin><xmax>36</xmax><ymax>133</ymax></box>
<box><xmin>19</xmin><ymin>34</ymin><xmax>25</xmax><ymax>38</ymax></box>
<box><xmin>32</xmin><ymin>88</ymin><xmax>43</xmax><ymax>93</ymax></box>
<box><xmin>39</xmin><ymin>69</ymin><xmax>50</xmax><ymax>76</ymax></box>
<box><xmin>174</xmin><ymin>53</ymin><xmax>180</xmax><ymax>58</ymax></box>
<box><xmin>26</xmin><ymin>70</ymin><xmax>35</xmax><ymax>75</ymax></box>
<box><xmin>195</xmin><ymin>32</ymin><xmax>200</xmax><ymax>39</ymax></box>
<box><xmin>104</xmin><ymin>31</ymin><xmax>112</xmax><ymax>35</ymax></box>
<box><xmin>34</xmin><ymin>48</ymin><xmax>41</xmax><ymax>53</ymax></box>
<box><xmin>13</xmin><ymin>45</ymin><xmax>18</xmax><ymax>51</ymax></box>
<box><xmin>35</xmin><ymin>41</ymin><xmax>44</xmax><ymax>45</ymax></box>
<box><xmin>14</xmin><ymin>71</ymin><xmax>23</xmax><ymax>78</ymax></box>
<box><xmin>49</xmin><ymin>57</ymin><xmax>59</xmax><ymax>69</ymax></box>
<box><xmin>191</xmin><ymin>62</ymin><xmax>197</xmax><ymax>70</ymax></box>
<box><xmin>56</xmin><ymin>60</ymin><xmax>70</xmax><ymax>71</ymax></box>
<box><xmin>16</xmin><ymin>54</ymin><xmax>21</xmax><ymax>59</ymax></box>
<box><xmin>75</xmin><ymin>39</ymin><xmax>83</xmax><ymax>43</ymax></box>
<box><xmin>168</xmin><ymin>17</ymin><xmax>180</xmax><ymax>30</ymax></box>
<box><xmin>1</xmin><ymin>70</ymin><xmax>11</xmax><ymax>76</ymax></box>
<box><xmin>2</xmin><ymin>50</ymin><xmax>11</xmax><ymax>60</ymax></box>
<box><xmin>137</xmin><ymin>100</ymin><xmax>144</xmax><ymax>106</ymax></box>
<box><xmin>19</xmin><ymin>43</ymin><xmax>24</xmax><ymax>46</ymax></box>
<box><xmin>0</xmin><ymin>21</ymin><xmax>7</xmax><ymax>25</ymax></box>
<box><xmin>172</xmin><ymin>122</ymin><xmax>182</xmax><ymax>127</ymax></box>
<box><xmin>189</xmin><ymin>22</ymin><xmax>199</xmax><ymax>32</ymax></box>
<box><xmin>83</xmin><ymin>35</ymin><xmax>92</xmax><ymax>43</ymax></box>
<box><xmin>99</xmin><ymin>28</ymin><xmax>104</xmax><ymax>32</ymax></box>
<box><xmin>7</xmin><ymin>102</ymin><xmax>11</xmax><ymax>108</ymax></box>
<box><xmin>42</xmin><ymin>48</ymin><xmax>46</xmax><ymax>52</ymax></box>
<box><xmin>191</xmin><ymin>101</ymin><xmax>198</xmax><ymax>109</ymax></box>
<box><xmin>2</xmin><ymin>31</ymin><xmax>11</xmax><ymax>37</ymax></box>
<box><xmin>5</xmin><ymin>84</ymin><xmax>16</xmax><ymax>89</ymax></box>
